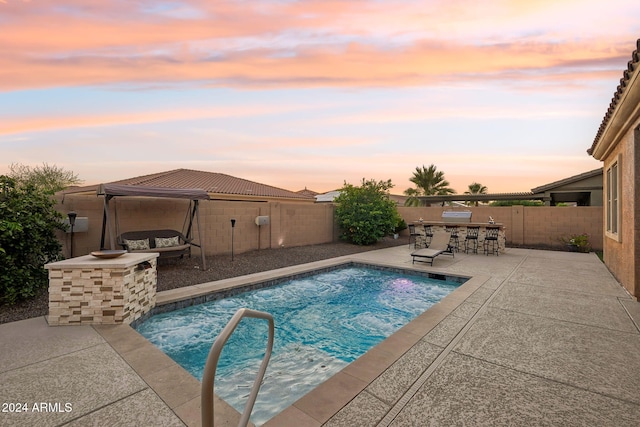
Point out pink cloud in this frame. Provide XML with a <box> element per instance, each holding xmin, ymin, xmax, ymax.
<box><xmin>1</xmin><ymin>0</ymin><xmax>635</xmax><ymax>91</ymax></box>
<box><xmin>0</xmin><ymin>104</ymin><xmax>310</xmax><ymax>136</ymax></box>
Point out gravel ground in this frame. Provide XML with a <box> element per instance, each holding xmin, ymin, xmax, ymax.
<box><xmin>0</xmin><ymin>238</ymin><xmax>406</xmax><ymax>325</ymax></box>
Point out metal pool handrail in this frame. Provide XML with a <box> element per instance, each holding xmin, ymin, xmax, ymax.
<box><xmin>201</xmin><ymin>308</ymin><xmax>275</xmax><ymax>427</ymax></box>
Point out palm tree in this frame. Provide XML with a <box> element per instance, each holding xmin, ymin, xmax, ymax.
<box><xmin>464</xmin><ymin>182</ymin><xmax>488</xmax><ymax>206</ymax></box>
<box><xmin>404</xmin><ymin>164</ymin><xmax>455</xmax><ymax>206</ymax></box>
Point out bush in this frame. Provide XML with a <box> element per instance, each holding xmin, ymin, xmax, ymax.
<box><xmin>0</xmin><ymin>176</ymin><xmax>65</xmax><ymax>304</ymax></box>
<box><xmin>394</xmin><ymin>217</ymin><xmax>408</xmax><ymax>233</ymax></box>
<box><xmin>335</xmin><ymin>179</ymin><xmax>398</xmax><ymax>245</ymax></box>
<box><xmin>562</xmin><ymin>233</ymin><xmax>591</xmax><ymax>253</ymax></box>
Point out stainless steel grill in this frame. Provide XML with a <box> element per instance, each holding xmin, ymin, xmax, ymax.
<box><xmin>441</xmin><ymin>211</ymin><xmax>472</xmax><ymax>223</ymax></box>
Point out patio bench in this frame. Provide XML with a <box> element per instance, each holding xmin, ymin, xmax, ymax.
<box><xmin>118</xmin><ymin>229</ymin><xmax>192</xmax><ymax>259</ymax></box>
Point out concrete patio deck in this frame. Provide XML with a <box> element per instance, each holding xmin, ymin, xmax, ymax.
<box><xmin>2</xmin><ymin>246</ymin><xmax>640</xmax><ymax>426</ymax></box>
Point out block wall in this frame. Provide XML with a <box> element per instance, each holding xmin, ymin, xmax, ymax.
<box><xmin>56</xmin><ymin>196</ymin><xmax>336</xmax><ymax>257</ymax></box>
<box><xmin>57</xmin><ymin>195</ymin><xmax>603</xmax><ymax>257</ymax></box>
<box><xmin>398</xmin><ymin>205</ymin><xmax>602</xmax><ymax>251</ymax></box>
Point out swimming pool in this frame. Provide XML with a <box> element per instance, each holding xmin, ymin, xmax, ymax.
<box><xmin>136</xmin><ymin>266</ymin><xmax>461</xmax><ymax>425</ymax></box>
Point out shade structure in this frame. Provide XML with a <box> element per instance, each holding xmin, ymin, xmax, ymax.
<box><xmin>98</xmin><ymin>184</ymin><xmax>209</xmax><ymax>270</ymax></box>
<box><xmin>98</xmin><ymin>183</ymin><xmax>210</xmax><ymax>200</ymax></box>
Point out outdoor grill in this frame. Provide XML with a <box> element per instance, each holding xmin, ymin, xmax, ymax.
<box><xmin>441</xmin><ymin>211</ymin><xmax>472</xmax><ymax>223</ymax></box>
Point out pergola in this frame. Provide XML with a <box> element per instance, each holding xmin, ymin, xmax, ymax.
<box><xmin>417</xmin><ymin>192</ymin><xmax>548</xmax><ymax>205</ymax></box>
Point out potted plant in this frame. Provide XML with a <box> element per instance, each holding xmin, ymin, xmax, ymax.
<box><xmin>393</xmin><ymin>218</ymin><xmax>407</xmax><ymax>239</ymax></box>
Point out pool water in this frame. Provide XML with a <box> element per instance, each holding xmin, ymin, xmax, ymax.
<box><xmin>136</xmin><ymin>267</ymin><xmax>460</xmax><ymax>425</ymax></box>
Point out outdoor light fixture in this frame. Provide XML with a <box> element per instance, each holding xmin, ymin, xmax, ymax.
<box><xmin>68</xmin><ymin>212</ymin><xmax>77</xmax><ymax>258</ymax></box>
<box><xmin>230</xmin><ymin>219</ymin><xmax>236</xmax><ymax>261</ymax></box>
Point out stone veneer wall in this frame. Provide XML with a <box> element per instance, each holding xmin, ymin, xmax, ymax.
<box><xmin>47</xmin><ymin>256</ymin><xmax>157</xmax><ymax>325</ymax></box>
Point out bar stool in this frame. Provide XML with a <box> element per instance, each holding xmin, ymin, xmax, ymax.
<box><xmin>445</xmin><ymin>225</ymin><xmax>460</xmax><ymax>252</ymax></box>
<box><xmin>483</xmin><ymin>226</ymin><xmax>500</xmax><ymax>256</ymax></box>
<box><xmin>408</xmin><ymin>224</ymin><xmax>424</xmax><ymax>248</ymax></box>
<box><xmin>464</xmin><ymin>226</ymin><xmax>480</xmax><ymax>254</ymax></box>
<box><xmin>422</xmin><ymin>224</ymin><xmax>433</xmax><ymax>248</ymax></box>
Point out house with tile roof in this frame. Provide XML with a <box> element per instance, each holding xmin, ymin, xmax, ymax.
<box><xmin>61</xmin><ymin>168</ymin><xmax>315</xmax><ymax>203</ymax></box>
<box><xmin>587</xmin><ymin>38</ymin><xmax>640</xmax><ymax>300</ymax></box>
<box><xmin>56</xmin><ymin>169</ymin><xmax>332</xmax><ymax>258</ymax></box>
<box><xmin>296</xmin><ymin>187</ymin><xmax>319</xmax><ymax>198</ymax></box>
<box><xmin>106</xmin><ymin>169</ymin><xmax>315</xmax><ymax>202</ymax></box>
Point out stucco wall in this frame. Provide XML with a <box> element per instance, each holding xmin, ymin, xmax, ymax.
<box><xmin>600</xmin><ymin>119</ymin><xmax>640</xmax><ymax>298</ymax></box>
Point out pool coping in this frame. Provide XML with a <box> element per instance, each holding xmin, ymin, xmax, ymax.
<box><xmin>95</xmin><ymin>255</ymin><xmax>489</xmax><ymax>426</ymax></box>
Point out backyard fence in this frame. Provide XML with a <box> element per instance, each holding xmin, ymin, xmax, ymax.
<box><xmin>55</xmin><ymin>193</ymin><xmax>602</xmax><ymax>259</ymax></box>
<box><xmin>397</xmin><ymin>205</ymin><xmax>602</xmax><ymax>251</ymax></box>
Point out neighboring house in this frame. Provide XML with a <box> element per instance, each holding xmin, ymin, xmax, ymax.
<box><xmin>314</xmin><ymin>190</ymin><xmax>407</xmax><ymax>206</ymax></box>
<box><xmin>417</xmin><ymin>168</ymin><xmax>603</xmax><ymax>206</ymax></box>
<box><xmin>62</xmin><ymin>168</ymin><xmax>315</xmax><ymax>202</ymax></box>
<box><xmin>56</xmin><ymin>169</ymin><xmax>331</xmax><ymax>257</ymax></box>
<box><xmin>530</xmin><ymin>168</ymin><xmax>603</xmax><ymax>206</ymax></box>
<box><xmin>315</xmin><ymin>190</ymin><xmax>341</xmax><ymax>203</ymax></box>
<box><xmin>389</xmin><ymin>194</ymin><xmax>408</xmax><ymax>206</ymax></box>
<box><xmin>587</xmin><ymin>39</ymin><xmax>640</xmax><ymax>300</ymax></box>
<box><xmin>296</xmin><ymin>187</ymin><xmax>319</xmax><ymax>198</ymax></box>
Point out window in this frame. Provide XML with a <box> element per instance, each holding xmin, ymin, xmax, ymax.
<box><xmin>605</xmin><ymin>155</ymin><xmax>621</xmax><ymax>241</ymax></box>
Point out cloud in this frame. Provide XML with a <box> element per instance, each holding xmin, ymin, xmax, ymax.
<box><xmin>1</xmin><ymin>0</ymin><xmax>636</xmax><ymax>92</ymax></box>
<box><xmin>0</xmin><ymin>103</ymin><xmax>313</xmax><ymax>136</ymax></box>
<box><xmin>1</xmin><ymin>0</ymin><xmax>635</xmax><ymax>195</ymax></box>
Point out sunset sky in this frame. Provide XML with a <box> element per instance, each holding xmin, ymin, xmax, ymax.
<box><xmin>1</xmin><ymin>0</ymin><xmax>638</xmax><ymax>195</ymax></box>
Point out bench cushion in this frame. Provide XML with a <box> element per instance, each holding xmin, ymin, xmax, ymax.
<box><xmin>118</xmin><ymin>229</ymin><xmax>191</xmax><ymax>259</ymax></box>
<box><xmin>155</xmin><ymin>236</ymin><xmax>180</xmax><ymax>248</ymax></box>
<box><xmin>124</xmin><ymin>238</ymin><xmax>150</xmax><ymax>251</ymax></box>
<box><xmin>131</xmin><ymin>244</ymin><xmax>190</xmax><ymax>254</ymax></box>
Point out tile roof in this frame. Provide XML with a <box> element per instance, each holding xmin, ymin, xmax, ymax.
<box><xmin>296</xmin><ymin>188</ymin><xmax>319</xmax><ymax>197</ymax></box>
<box><xmin>587</xmin><ymin>39</ymin><xmax>640</xmax><ymax>155</ymax></box>
<box><xmin>110</xmin><ymin>169</ymin><xmax>314</xmax><ymax>200</ymax></box>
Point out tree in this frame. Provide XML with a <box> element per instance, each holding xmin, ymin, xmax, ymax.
<box><xmin>0</xmin><ymin>176</ymin><xmax>65</xmax><ymax>304</ymax></box>
<box><xmin>335</xmin><ymin>178</ymin><xmax>398</xmax><ymax>245</ymax></box>
<box><xmin>464</xmin><ymin>182</ymin><xmax>488</xmax><ymax>206</ymax></box>
<box><xmin>404</xmin><ymin>164</ymin><xmax>455</xmax><ymax>206</ymax></box>
<box><xmin>8</xmin><ymin>163</ymin><xmax>82</xmax><ymax>194</ymax></box>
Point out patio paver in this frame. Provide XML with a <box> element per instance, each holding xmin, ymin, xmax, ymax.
<box><xmin>1</xmin><ymin>246</ymin><xmax>639</xmax><ymax>426</ymax></box>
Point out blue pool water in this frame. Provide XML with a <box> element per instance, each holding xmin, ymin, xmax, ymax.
<box><xmin>136</xmin><ymin>267</ymin><xmax>460</xmax><ymax>425</ymax></box>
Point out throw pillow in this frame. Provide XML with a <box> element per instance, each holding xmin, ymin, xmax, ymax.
<box><xmin>155</xmin><ymin>236</ymin><xmax>180</xmax><ymax>248</ymax></box>
<box><xmin>125</xmin><ymin>238</ymin><xmax>150</xmax><ymax>251</ymax></box>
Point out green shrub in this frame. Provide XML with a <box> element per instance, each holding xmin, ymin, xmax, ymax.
<box><xmin>394</xmin><ymin>217</ymin><xmax>408</xmax><ymax>233</ymax></box>
<box><xmin>0</xmin><ymin>176</ymin><xmax>65</xmax><ymax>304</ymax></box>
<box><xmin>335</xmin><ymin>179</ymin><xmax>398</xmax><ymax>245</ymax></box>
<box><xmin>562</xmin><ymin>233</ymin><xmax>591</xmax><ymax>253</ymax></box>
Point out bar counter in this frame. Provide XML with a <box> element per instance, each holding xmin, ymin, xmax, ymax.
<box><xmin>412</xmin><ymin>221</ymin><xmax>506</xmax><ymax>253</ymax></box>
